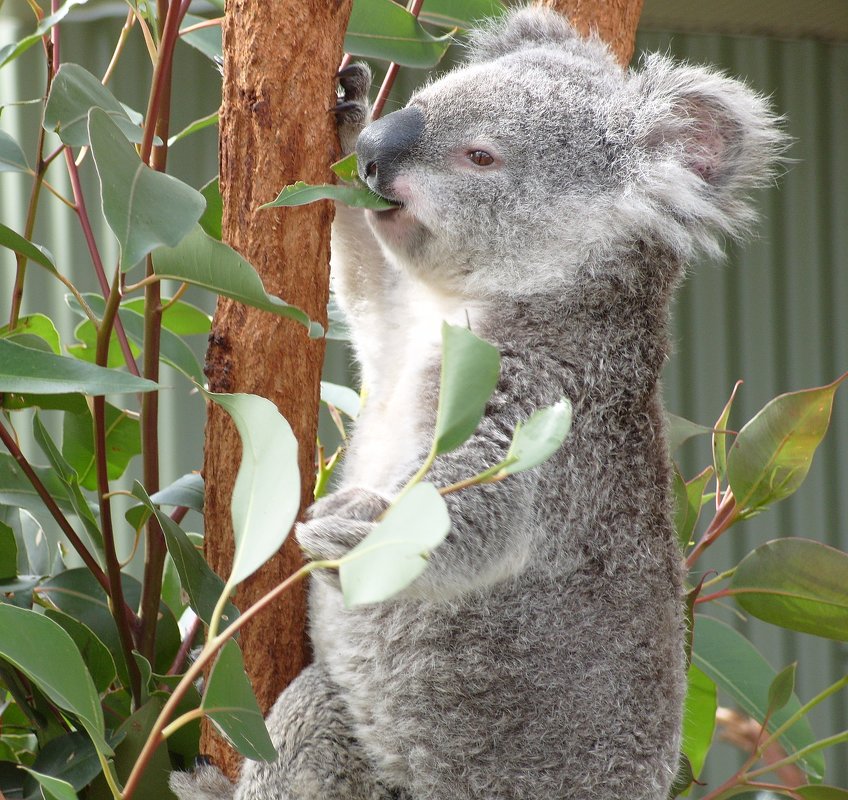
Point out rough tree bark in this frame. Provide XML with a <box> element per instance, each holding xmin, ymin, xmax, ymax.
<box><xmin>201</xmin><ymin>0</ymin><xmax>352</xmax><ymax>778</ymax></box>
<box><xmin>539</xmin><ymin>0</ymin><xmax>644</xmax><ymax>65</ymax></box>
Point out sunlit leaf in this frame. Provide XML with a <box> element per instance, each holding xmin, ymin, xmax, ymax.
<box><xmin>153</xmin><ymin>226</ymin><xmax>322</xmax><ymax>336</ymax></box>
<box><xmin>122</xmin><ymin>297</ymin><xmax>211</xmax><ymax>336</ymax></box>
<box><xmin>0</xmin><ymin>313</ymin><xmax>62</xmax><ymax>354</ymax></box>
<box><xmin>330</xmin><ymin>153</ymin><xmax>359</xmax><ymax>182</ymax></box>
<box><xmin>0</xmin><ymin>0</ymin><xmax>89</xmax><ymax>67</ymax></box>
<box><xmin>340</xmin><ymin>482</ymin><xmax>450</xmax><ymax>606</ymax></box>
<box><xmin>692</xmin><ymin>615</ymin><xmax>823</xmax><ymax>779</ymax></box>
<box><xmin>500</xmin><ymin>399</ymin><xmax>571</xmax><ymax>475</ymax></box>
<box><xmin>727</xmin><ymin>374</ymin><xmax>847</xmax><ymax>515</ymax></box>
<box><xmin>320</xmin><ymin>381</ymin><xmax>360</xmax><ymax>419</ymax></box>
<box><xmin>204</xmin><ymin>391</ymin><xmax>300</xmax><ymax>588</ymax></box>
<box><xmin>88</xmin><ymin>108</ymin><xmax>204</xmax><ymax>270</ymax></box>
<box><xmin>730</xmin><ymin>538</ymin><xmax>848</xmax><ymax>641</ymax></box>
<box><xmin>346</xmin><ymin>0</ymin><xmax>454</xmax><ymax>68</ymax></box>
<box><xmin>44</xmin><ymin>64</ymin><xmax>148</xmax><ymax>146</ymax></box>
<box><xmin>198</xmin><ymin>177</ymin><xmax>222</xmax><ymax>240</ymax></box>
<box><xmin>0</xmin><ymin>604</ymin><xmax>109</xmax><ymax>755</ymax></box>
<box><xmin>262</xmin><ymin>180</ymin><xmax>397</xmax><ymax>211</ymax></box>
<box><xmin>0</xmin><ymin>130</ymin><xmax>29</xmax><ymax>172</ymax></box>
<box><xmin>21</xmin><ymin>768</ymin><xmax>79</xmax><ymax>800</ymax></box>
<box><xmin>168</xmin><ymin>110</ymin><xmax>218</xmax><ymax>146</ymax></box>
<box><xmin>202</xmin><ymin>640</ymin><xmax>276</xmax><ymax>761</ymax></box>
<box><xmin>681</xmin><ymin>663</ymin><xmax>716</xmax><ymax>779</ymax></box>
<box><xmin>433</xmin><ymin>323</ymin><xmax>500</xmax><ymax>455</ymax></box>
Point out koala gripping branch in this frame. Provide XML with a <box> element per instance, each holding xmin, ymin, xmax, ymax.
<box><xmin>201</xmin><ymin>0</ymin><xmax>353</xmax><ymax>779</ymax></box>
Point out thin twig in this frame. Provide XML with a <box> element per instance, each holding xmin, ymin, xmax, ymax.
<box><xmin>102</xmin><ymin>8</ymin><xmax>136</xmax><ymax>85</ymax></box>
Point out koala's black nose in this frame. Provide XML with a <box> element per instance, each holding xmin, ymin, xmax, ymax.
<box><xmin>356</xmin><ymin>106</ymin><xmax>424</xmax><ymax>195</ymax></box>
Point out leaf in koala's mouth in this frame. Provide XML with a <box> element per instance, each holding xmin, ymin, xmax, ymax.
<box><xmin>261</xmin><ymin>180</ymin><xmax>398</xmax><ymax>211</ymax></box>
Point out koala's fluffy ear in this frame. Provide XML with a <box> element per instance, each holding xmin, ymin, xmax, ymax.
<box><xmin>629</xmin><ymin>54</ymin><xmax>788</xmax><ymax>257</ymax></box>
<box><xmin>465</xmin><ymin>6</ymin><xmax>582</xmax><ymax>62</ymax></box>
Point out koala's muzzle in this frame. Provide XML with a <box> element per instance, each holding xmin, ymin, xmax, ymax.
<box><xmin>356</xmin><ymin>106</ymin><xmax>424</xmax><ymax>201</ymax></box>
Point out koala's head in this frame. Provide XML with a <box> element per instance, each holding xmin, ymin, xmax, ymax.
<box><xmin>356</xmin><ymin>6</ymin><xmax>786</xmax><ymax>300</ymax></box>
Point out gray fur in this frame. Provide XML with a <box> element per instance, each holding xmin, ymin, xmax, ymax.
<box><xmin>171</xmin><ymin>6</ymin><xmax>785</xmax><ymax>799</ymax></box>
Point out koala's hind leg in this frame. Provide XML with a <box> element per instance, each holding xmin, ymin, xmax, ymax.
<box><xmin>173</xmin><ymin>662</ymin><xmax>393</xmax><ymax>800</ymax></box>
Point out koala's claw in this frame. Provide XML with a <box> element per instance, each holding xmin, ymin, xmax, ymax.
<box><xmin>337</xmin><ymin>62</ymin><xmax>371</xmax><ymax>102</ymax></box>
<box><xmin>331</xmin><ymin>100</ymin><xmax>362</xmax><ymax>116</ymax></box>
<box><xmin>335</xmin><ymin>62</ymin><xmax>371</xmax><ymax>156</ymax></box>
<box><xmin>296</xmin><ymin>516</ymin><xmax>373</xmax><ymax>564</ymax></box>
<box><xmin>307</xmin><ymin>487</ymin><xmax>390</xmax><ymax>523</ymax></box>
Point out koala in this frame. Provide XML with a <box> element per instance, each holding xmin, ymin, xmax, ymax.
<box><xmin>172</xmin><ymin>6</ymin><xmax>785</xmax><ymax>800</ymax></box>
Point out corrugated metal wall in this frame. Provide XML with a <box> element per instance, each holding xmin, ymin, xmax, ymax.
<box><xmin>0</xmin><ymin>8</ymin><xmax>845</xmax><ymax>786</ymax></box>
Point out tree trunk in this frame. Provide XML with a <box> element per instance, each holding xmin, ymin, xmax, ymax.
<box><xmin>201</xmin><ymin>0</ymin><xmax>352</xmax><ymax>779</ymax></box>
<box><xmin>538</xmin><ymin>0</ymin><xmax>644</xmax><ymax>65</ymax></box>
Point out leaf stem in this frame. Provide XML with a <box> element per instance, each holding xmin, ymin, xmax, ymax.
<box><xmin>699</xmin><ymin>567</ymin><xmax>736</xmax><ymax>591</ymax></box>
<box><xmin>102</xmin><ymin>8</ymin><xmax>136</xmax><ymax>86</ymax></box>
<box><xmin>745</xmin><ymin>728</ymin><xmax>848</xmax><ymax>781</ymax></box>
<box><xmin>370</xmin><ymin>0</ymin><xmax>425</xmax><ymax>119</ymax></box>
<box><xmin>95</xmin><ymin>268</ymin><xmax>144</xmax><ymax>708</ymax></box>
<box><xmin>161</xmin><ymin>707</ymin><xmax>204</xmax><ymax>738</ymax></box>
<box><xmin>685</xmin><ymin>491</ymin><xmax>738</xmax><ymax>569</ymax></box>
<box><xmin>0</xmin><ymin>417</ymin><xmax>116</xmax><ymax>600</ymax></box>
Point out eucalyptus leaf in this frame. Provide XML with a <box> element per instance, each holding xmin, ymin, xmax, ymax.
<box><xmin>667</xmin><ymin>413</ymin><xmax>712</xmax><ymax>454</ymax></box>
<box><xmin>346</xmin><ymin>0</ymin><xmax>454</xmax><ymax>68</ymax></box>
<box><xmin>433</xmin><ymin>323</ymin><xmax>500</xmax><ymax>455</ymax></box>
<box><xmin>339</xmin><ymin>482</ymin><xmax>450</xmax><ymax>607</ymax></box>
<box><xmin>767</xmin><ymin>662</ymin><xmax>797</xmax><ymax>716</ymax></box>
<box><xmin>168</xmin><ymin>111</ymin><xmax>218</xmax><ymax>146</ymax></box>
<box><xmin>203</xmin><ymin>391</ymin><xmax>300</xmax><ymax>588</ymax></box>
<box><xmin>122</xmin><ymin>297</ymin><xmax>211</xmax><ymax>336</ymax></box>
<box><xmin>262</xmin><ymin>180</ymin><xmax>397</xmax><ymax>211</ymax></box>
<box><xmin>330</xmin><ymin>153</ymin><xmax>359</xmax><ymax>182</ymax></box>
<box><xmin>0</xmin><ymin>0</ymin><xmax>89</xmax><ymax>67</ymax></box>
<box><xmin>44</xmin><ymin>64</ymin><xmax>148</xmax><ymax>146</ymax></box>
<box><xmin>0</xmin><ymin>520</ymin><xmax>16</xmax><ymax>579</ymax></box>
<box><xmin>420</xmin><ymin>0</ymin><xmax>505</xmax><ymax>29</ymax></box>
<box><xmin>88</xmin><ymin>108</ymin><xmax>204</xmax><ymax>270</ymax></box>
<box><xmin>0</xmin><ymin>453</ymin><xmax>76</xmax><ymax>519</ymax></box>
<box><xmin>692</xmin><ymin>615</ymin><xmax>824</xmax><ymax>779</ymax></box>
<box><xmin>21</xmin><ymin>769</ymin><xmax>79</xmax><ymax>800</ymax></box>
<box><xmin>180</xmin><ymin>14</ymin><xmax>223</xmax><ymax>62</ymax></box>
<box><xmin>797</xmin><ymin>787</ymin><xmax>848</xmax><ymax>800</ymax></box>
<box><xmin>0</xmin><ymin>130</ymin><xmax>29</xmax><ymax>172</ymax></box>
<box><xmin>0</xmin><ymin>338</ymin><xmax>157</xmax><ymax>395</ymax></box>
<box><xmin>673</xmin><ymin>466</ymin><xmax>713</xmax><ymax>550</ymax></box>
<box><xmin>202</xmin><ymin>640</ymin><xmax>276</xmax><ymax>762</ymax></box>
<box><xmin>727</xmin><ymin>374</ymin><xmax>847</xmax><ymax>516</ymax></box>
<box><xmin>0</xmin><ymin>223</ymin><xmax>58</xmax><ymax>274</ymax></box>
<box><xmin>153</xmin><ymin>226</ymin><xmax>323</xmax><ymax>337</ymax></box>
<box><xmin>151</xmin><ymin>472</ymin><xmax>204</xmax><ymax>511</ymax></box>
<box><xmin>500</xmin><ymin>399</ymin><xmax>571</xmax><ymax>475</ymax></box>
<box><xmin>681</xmin><ymin>663</ymin><xmax>716</xmax><ymax>779</ymax></box>
<box><xmin>320</xmin><ymin>381</ymin><xmax>360</xmax><ymax>419</ymax></box>
<box><xmin>730</xmin><ymin>538</ymin><xmax>848</xmax><ymax>641</ymax></box>
<box><xmin>198</xmin><ymin>177</ymin><xmax>222</xmax><ymax>240</ymax></box>
<box><xmin>0</xmin><ymin>604</ymin><xmax>109</xmax><ymax>755</ymax></box>
<box><xmin>43</xmin><ymin>609</ymin><xmax>116</xmax><ymax>694</ymax></box>
<box><xmin>0</xmin><ymin>314</ymin><xmax>62</xmax><ymax>355</ymax></box>
<box><xmin>23</xmin><ymin>732</ymin><xmax>103</xmax><ymax>797</ymax></box>
<box><xmin>713</xmin><ymin>381</ymin><xmax>741</xmax><ymax>483</ymax></box>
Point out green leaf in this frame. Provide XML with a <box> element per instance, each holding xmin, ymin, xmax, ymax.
<box><xmin>0</xmin><ymin>605</ymin><xmax>109</xmax><ymax>755</ymax></box>
<box><xmin>204</xmin><ymin>391</ymin><xmax>300</xmax><ymax>588</ymax></box>
<box><xmin>339</xmin><ymin>482</ymin><xmax>450</xmax><ymax>607</ymax></box>
<box><xmin>0</xmin><ymin>338</ymin><xmax>157</xmax><ymax>395</ymax></box>
<box><xmin>43</xmin><ymin>609</ymin><xmax>116</xmax><ymax>694</ymax></box>
<box><xmin>180</xmin><ymin>14</ymin><xmax>222</xmax><ymax>62</ymax></box>
<box><xmin>152</xmin><ymin>472</ymin><xmax>204</xmax><ymax>511</ymax></box>
<box><xmin>419</xmin><ymin>0</ymin><xmax>505</xmax><ymax>29</ymax></box>
<box><xmin>168</xmin><ymin>111</ymin><xmax>218</xmax><ymax>146</ymax></box>
<box><xmin>0</xmin><ymin>130</ymin><xmax>29</xmax><ymax>172</ymax></box>
<box><xmin>729</xmin><ymin>538</ymin><xmax>848</xmax><ymax>641</ymax></box>
<box><xmin>67</xmin><ymin>316</ymin><xmax>139</xmax><ymax>368</ymax></box>
<box><xmin>667</xmin><ymin>413</ymin><xmax>712</xmax><ymax>454</ymax></box>
<box><xmin>88</xmin><ymin>108</ymin><xmax>205</xmax><ymax>270</ymax></box>
<box><xmin>262</xmin><ymin>180</ymin><xmax>397</xmax><ymax>211</ymax></box>
<box><xmin>346</xmin><ymin>0</ymin><xmax>454</xmax><ymax>68</ymax></box>
<box><xmin>0</xmin><ymin>456</ymin><xmax>75</xmax><ymax>522</ymax></box>
<box><xmin>713</xmin><ymin>381</ymin><xmax>741</xmax><ymax>483</ymax></box>
<box><xmin>320</xmin><ymin>381</ymin><xmax>360</xmax><ymax>419</ymax></box>
<box><xmin>23</xmin><ymin>732</ymin><xmax>103</xmax><ymax>797</ymax></box>
<box><xmin>131</xmin><ymin>482</ymin><xmax>236</xmax><ymax>627</ymax></box>
<box><xmin>768</xmin><ymin>662</ymin><xmax>797</xmax><ymax>716</ymax></box>
<box><xmin>21</xmin><ymin>769</ymin><xmax>79</xmax><ymax>800</ymax></box>
<box><xmin>500</xmin><ymin>399</ymin><xmax>571</xmax><ymax>475</ymax></box>
<box><xmin>330</xmin><ymin>153</ymin><xmax>359</xmax><ymax>182</ymax></box>
<box><xmin>44</xmin><ymin>64</ymin><xmax>147</xmax><ymax>146</ymax></box>
<box><xmin>681</xmin><ymin>663</ymin><xmax>716</xmax><ymax>780</ymax></box>
<box><xmin>692</xmin><ymin>615</ymin><xmax>824</xmax><ymax>779</ymax></box>
<box><xmin>1</xmin><ymin>391</ymin><xmax>88</xmax><ymax>413</ymax></box>
<box><xmin>797</xmin><ymin>787</ymin><xmax>848</xmax><ymax>800</ymax></box>
<box><xmin>433</xmin><ymin>323</ymin><xmax>500</xmax><ymax>455</ymax></box>
<box><xmin>667</xmin><ymin>755</ymin><xmax>694</xmax><ymax>799</ymax></box>
<box><xmin>68</xmin><ymin>293</ymin><xmax>204</xmax><ymax>383</ymax></box>
<box><xmin>202</xmin><ymin>640</ymin><xmax>276</xmax><ymax>762</ymax></box>
<box><xmin>727</xmin><ymin>374</ymin><xmax>847</xmax><ymax>516</ymax></box>
<box><xmin>122</xmin><ymin>297</ymin><xmax>211</xmax><ymax>336</ymax></box>
<box><xmin>0</xmin><ymin>521</ymin><xmax>17</xmax><ymax>580</ymax></box>
<box><xmin>198</xmin><ymin>177</ymin><xmax>222</xmax><ymax>240</ymax></box>
<box><xmin>0</xmin><ymin>314</ymin><xmax>62</xmax><ymax>355</ymax></box>
<box><xmin>0</xmin><ymin>223</ymin><xmax>58</xmax><ymax>274</ymax></box>
<box><xmin>0</xmin><ymin>0</ymin><xmax>89</xmax><ymax>67</ymax></box>
<box><xmin>107</xmin><ymin>698</ymin><xmax>172</xmax><ymax>796</ymax></box>
<box><xmin>673</xmin><ymin>466</ymin><xmax>714</xmax><ymax>550</ymax></box>
<box><xmin>61</xmin><ymin>402</ymin><xmax>140</xmax><ymax>491</ymax></box>
<box><xmin>153</xmin><ymin>226</ymin><xmax>323</xmax><ymax>337</ymax></box>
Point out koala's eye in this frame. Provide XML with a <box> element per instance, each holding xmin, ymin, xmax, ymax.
<box><xmin>468</xmin><ymin>150</ymin><xmax>495</xmax><ymax>167</ymax></box>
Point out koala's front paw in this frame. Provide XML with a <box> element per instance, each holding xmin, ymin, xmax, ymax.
<box><xmin>296</xmin><ymin>516</ymin><xmax>373</xmax><ymax>564</ymax></box>
<box><xmin>307</xmin><ymin>487</ymin><xmax>390</xmax><ymax>523</ymax></box>
<box><xmin>333</xmin><ymin>62</ymin><xmax>371</xmax><ymax>156</ymax></box>
<box><xmin>169</xmin><ymin>762</ymin><xmax>235</xmax><ymax>800</ymax></box>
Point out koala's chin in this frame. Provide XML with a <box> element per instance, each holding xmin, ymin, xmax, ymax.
<box><xmin>366</xmin><ymin>205</ymin><xmax>435</xmax><ymax>267</ymax></box>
